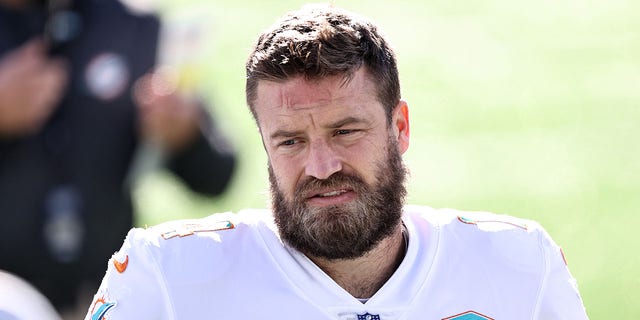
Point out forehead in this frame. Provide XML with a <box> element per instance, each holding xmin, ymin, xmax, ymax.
<box><xmin>253</xmin><ymin>69</ymin><xmax>383</xmax><ymax>130</ymax></box>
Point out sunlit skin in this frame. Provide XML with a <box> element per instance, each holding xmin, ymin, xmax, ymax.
<box><xmin>253</xmin><ymin>67</ymin><xmax>411</xmax><ymax>298</ymax></box>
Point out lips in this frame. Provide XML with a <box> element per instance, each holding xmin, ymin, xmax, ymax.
<box><xmin>305</xmin><ymin>187</ymin><xmax>356</xmax><ymax>206</ymax></box>
<box><xmin>307</xmin><ymin>187</ymin><xmax>350</xmax><ymax>198</ymax></box>
<box><xmin>315</xmin><ymin>189</ymin><xmax>348</xmax><ymax>197</ymax></box>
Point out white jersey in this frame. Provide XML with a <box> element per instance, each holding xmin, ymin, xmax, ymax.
<box><xmin>85</xmin><ymin>206</ymin><xmax>588</xmax><ymax>320</ymax></box>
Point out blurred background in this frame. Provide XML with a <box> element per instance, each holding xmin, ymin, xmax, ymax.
<box><xmin>131</xmin><ymin>0</ymin><xmax>638</xmax><ymax>318</ymax></box>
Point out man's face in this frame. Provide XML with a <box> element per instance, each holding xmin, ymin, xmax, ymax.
<box><xmin>254</xmin><ymin>68</ymin><xmax>410</xmax><ymax>259</ymax></box>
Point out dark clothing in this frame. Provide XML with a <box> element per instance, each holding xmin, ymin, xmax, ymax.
<box><xmin>0</xmin><ymin>0</ymin><xmax>235</xmax><ymax>309</ymax></box>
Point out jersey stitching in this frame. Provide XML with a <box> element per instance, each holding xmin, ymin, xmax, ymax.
<box><xmin>457</xmin><ymin>216</ymin><xmax>529</xmax><ymax>230</ymax></box>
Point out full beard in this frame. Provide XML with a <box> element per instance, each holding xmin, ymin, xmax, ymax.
<box><xmin>269</xmin><ymin>138</ymin><xmax>408</xmax><ymax>260</ymax></box>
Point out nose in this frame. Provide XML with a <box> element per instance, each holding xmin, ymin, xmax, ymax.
<box><xmin>304</xmin><ymin>139</ymin><xmax>342</xmax><ymax>180</ymax></box>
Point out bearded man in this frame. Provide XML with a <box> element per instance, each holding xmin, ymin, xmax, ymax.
<box><xmin>84</xmin><ymin>4</ymin><xmax>588</xmax><ymax>320</ymax></box>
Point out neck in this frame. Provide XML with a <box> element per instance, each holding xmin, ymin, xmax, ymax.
<box><xmin>306</xmin><ymin>224</ymin><xmax>407</xmax><ymax>299</ymax></box>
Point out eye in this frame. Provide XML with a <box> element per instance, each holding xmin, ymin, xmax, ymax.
<box><xmin>335</xmin><ymin>129</ymin><xmax>356</xmax><ymax>135</ymax></box>
<box><xmin>278</xmin><ymin>138</ymin><xmax>304</xmax><ymax>148</ymax></box>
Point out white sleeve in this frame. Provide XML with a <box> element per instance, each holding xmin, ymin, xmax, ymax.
<box><xmin>535</xmin><ymin>229</ymin><xmax>589</xmax><ymax>319</ymax></box>
<box><xmin>84</xmin><ymin>228</ymin><xmax>173</xmax><ymax>320</ymax></box>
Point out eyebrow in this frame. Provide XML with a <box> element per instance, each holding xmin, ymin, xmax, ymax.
<box><xmin>269</xmin><ymin>116</ymin><xmax>369</xmax><ymax>140</ymax></box>
<box><xmin>270</xmin><ymin>129</ymin><xmax>304</xmax><ymax>140</ymax></box>
<box><xmin>326</xmin><ymin>116</ymin><xmax>368</xmax><ymax>129</ymax></box>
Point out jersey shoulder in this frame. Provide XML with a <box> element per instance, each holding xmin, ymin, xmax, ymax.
<box><xmin>85</xmin><ymin>210</ymin><xmax>275</xmax><ymax>319</ymax></box>
<box><xmin>405</xmin><ymin>205</ymin><xmax>555</xmax><ymax>271</ymax></box>
<box><xmin>113</xmin><ymin>209</ymin><xmax>275</xmax><ymax>281</ymax></box>
<box><xmin>405</xmin><ymin>205</ymin><xmax>538</xmax><ymax>231</ymax></box>
<box><xmin>134</xmin><ymin>209</ymin><xmax>274</xmax><ymax>244</ymax></box>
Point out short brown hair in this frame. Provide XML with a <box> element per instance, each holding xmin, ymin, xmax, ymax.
<box><xmin>245</xmin><ymin>4</ymin><xmax>400</xmax><ymax>123</ymax></box>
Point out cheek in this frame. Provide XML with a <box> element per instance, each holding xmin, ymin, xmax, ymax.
<box><xmin>270</xmin><ymin>155</ymin><xmax>303</xmax><ymax>194</ymax></box>
<box><xmin>347</xmin><ymin>136</ymin><xmax>387</xmax><ymax>172</ymax></box>
<box><xmin>336</xmin><ymin>152</ymin><xmax>381</xmax><ymax>187</ymax></box>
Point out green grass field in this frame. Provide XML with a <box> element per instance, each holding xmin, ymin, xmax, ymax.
<box><xmin>133</xmin><ymin>1</ymin><xmax>640</xmax><ymax>318</ymax></box>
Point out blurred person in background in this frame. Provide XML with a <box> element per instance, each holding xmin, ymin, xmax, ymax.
<box><xmin>0</xmin><ymin>0</ymin><xmax>236</xmax><ymax>315</ymax></box>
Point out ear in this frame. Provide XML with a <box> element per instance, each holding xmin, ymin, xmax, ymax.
<box><xmin>392</xmin><ymin>100</ymin><xmax>410</xmax><ymax>154</ymax></box>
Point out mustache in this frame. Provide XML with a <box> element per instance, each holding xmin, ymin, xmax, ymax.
<box><xmin>294</xmin><ymin>172</ymin><xmax>368</xmax><ymax>200</ymax></box>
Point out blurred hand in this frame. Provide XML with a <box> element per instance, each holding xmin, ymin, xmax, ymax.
<box><xmin>133</xmin><ymin>70</ymin><xmax>201</xmax><ymax>153</ymax></box>
<box><xmin>0</xmin><ymin>39</ymin><xmax>68</xmax><ymax>137</ymax></box>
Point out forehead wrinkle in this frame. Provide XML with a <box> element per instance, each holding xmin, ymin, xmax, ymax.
<box><xmin>276</xmin><ymin>76</ymin><xmax>337</xmax><ymax>110</ymax></box>
<box><xmin>256</xmin><ymin>69</ymin><xmax>384</xmax><ymax>141</ymax></box>
<box><xmin>280</xmin><ymin>91</ymin><xmax>332</xmax><ymax>111</ymax></box>
<box><xmin>307</xmin><ymin>113</ymin><xmax>317</xmax><ymax>129</ymax></box>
